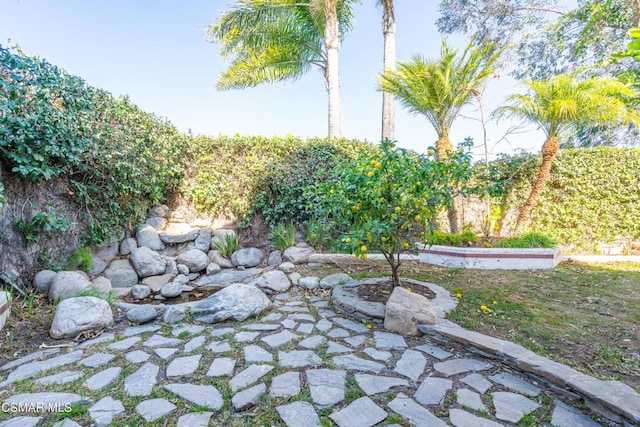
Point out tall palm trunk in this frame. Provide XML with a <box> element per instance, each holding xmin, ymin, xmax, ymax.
<box><xmin>514</xmin><ymin>136</ymin><xmax>560</xmax><ymax>232</ymax></box>
<box><xmin>324</xmin><ymin>0</ymin><xmax>343</xmax><ymax>139</ymax></box>
<box><xmin>435</xmin><ymin>134</ymin><xmax>459</xmax><ymax>233</ymax></box>
<box><xmin>381</xmin><ymin>0</ymin><xmax>396</xmax><ymax>141</ymax></box>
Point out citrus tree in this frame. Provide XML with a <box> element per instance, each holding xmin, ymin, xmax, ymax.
<box><xmin>317</xmin><ymin>139</ymin><xmax>487</xmax><ymax>287</ymax></box>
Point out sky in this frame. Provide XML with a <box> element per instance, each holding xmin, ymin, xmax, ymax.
<box><xmin>0</xmin><ymin>0</ymin><xmax>542</xmax><ymax>159</ymax></box>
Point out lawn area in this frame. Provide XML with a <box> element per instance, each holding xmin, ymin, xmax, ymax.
<box><xmin>298</xmin><ymin>260</ymin><xmax>640</xmax><ymax>392</ymax></box>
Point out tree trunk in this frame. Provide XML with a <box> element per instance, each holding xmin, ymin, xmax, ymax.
<box><xmin>436</xmin><ymin>135</ymin><xmax>458</xmax><ymax>232</ymax></box>
<box><xmin>381</xmin><ymin>0</ymin><xmax>396</xmax><ymax>141</ymax></box>
<box><xmin>390</xmin><ymin>258</ymin><xmax>401</xmax><ymax>287</ymax></box>
<box><xmin>633</xmin><ymin>0</ymin><xmax>640</xmax><ymax>26</ymax></box>
<box><xmin>514</xmin><ymin>136</ymin><xmax>560</xmax><ymax>232</ymax></box>
<box><xmin>324</xmin><ymin>0</ymin><xmax>343</xmax><ymax>139</ymax></box>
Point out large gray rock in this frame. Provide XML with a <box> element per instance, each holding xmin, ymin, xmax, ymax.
<box><xmin>208</xmin><ymin>250</ymin><xmax>234</xmax><ymax>269</ymax></box>
<box><xmin>160</xmin><ymin>280</ymin><xmax>183</xmax><ymax>298</ymax></box>
<box><xmin>283</xmin><ymin>246</ymin><xmax>314</xmax><ymax>264</ymax></box>
<box><xmin>49</xmin><ymin>271</ymin><xmax>92</xmax><ymax>301</ymax></box>
<box><xmin>126</xmin><ymin>306</ymin><xmax>157</xmax><ymax>324</ymax></box>
<box><xmin>149</xmin><ymin>204</ymin><xmax>170</xmax><ymax>218</ymax></box>
<box><xmin>136</xmin><ymin>225</ymin><xmax>165</xmax><ymax>251</ymax></box>
<box><xmin>160</xmin><ymin>223</ymin><xmax>199</xmax><ymax>244</ymax></box>
<box><xmin>267</xmin><ymin>250</ymin><xmax>282</xmax><ymax>266</ymax></box>
<box><xmin>131</xmin><ymin>285</ymin><xmax>151</xmax><ymax>300</ymax></box>
<box><xmin>120</xmin><ymin>238</ymin><xmax>137</xmax><ymax>256</ymax></box>
<box><xmin>50</xmin><ymin>297</ymin><xmax>113</xmax><ymax>339</ymax></box>
<box><xmin>91</xmin><ymin>277</ymin><xmax>112</xmax><ymax>294</ymax></box>
<box><xmin>260</xmin><ymin>270</ymin><xmax>291</xmax><ymax>292</ymax></box>
<box><xmin>195</xmin><ymin>229</ymin><xmax>212</xmax><ymax>252</ymax></box>
<box><xmin>384</xmin><ymin>286</ymin><xmax>437</xmax><ymax>336</ymax></box>
<box><xmin>145</xmin><ymin>216</ymin><xmax>167</xmax><ymax>230</ymax></box>
<box><xmin>231</xmin><ymin>248</ymin><xmax>263</xmax><ymax>268</ymax></box>
<box><xmin>33</xmin><ymin>270</ymin><xmax>57</xmax><ymax>294</ymax></box>
<box><xmin>177</xmin><ymin>249</ymin><xmax>209</xmax><ymax>273</ymax></box>
<box><xmin>320</xmin><ymin>273</ymin><xmax>351</xmax><ymax>289</ymax></box>
<box><xmin>89</xmin><ymin>257</ymin><xmax>107</xmax><ymax>276</ymax></box>
<box><xmin>130</xmin><ymin>247</ymin><xmax>166</xmax><ymax>278</ymax></box>
<box><xmin>104</xmin><ymin>260</ymin><xmax>138</xmax><ymax>288</ymax></box>
<box><xmin>191</xmin><ymin>284</ymin><xmax>271</xmax><ymax>323</ymax></box>
<box><xmin>141</xmin><ymin>273</ymin><xmax>175</xmax><ymax>292</ymax></box>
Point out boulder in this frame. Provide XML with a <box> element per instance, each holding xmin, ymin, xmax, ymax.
<box><xmin>320</xmin><ymin>273</ymin><xmax>351</xmax><ymax>289</ymax></box>
<box><xmin>141</xmin><ymin>273</ymin><xmax>175</xmax><ymax>293</ymax></box>
<box><xmin>126</xmin><ymin>305</ymin><xmax>157</xmax><ymax>324</ymax></box>
<box><xmin>208</xmin><ymin>250</ymin><xmax>234</xmax><ymax>269</ymax></box>
<box><xmin>50</xmin><ymin>297</ymin><xmax>113</xmax><ymax>339</ymax></box>
<box><xmin>160</xmin><ymin>280</ymin><xmax>183</xmax><ymax>298</ymax></box>
<box><xmin>384</xmin><ymin>286</ymin><xmax>437</xmax><ymax>336</ymax></box>
<box><xmin>288</xmin><ymin>272</ymin><xmax>301</xmax><ymax>285</ymax></box>
<box><xmin>191</xmin><ymin>284</ymin><xmax>271</xmax><ymax>323</ymax></box>
<box><xmin>91</xmin><ymin>276</ymin><xmax>112</xmax><ymax>294</ymax></box>
<box><xmin>298</xmin><ymin>276</ymin><xmax>320</xmax><ymax>290</ymax></box>
<box><xmin>231</xmin><ymin>248</ymin><xmax>263</xmax><ymax>268</ymax></box>
<box><xmin>267</xmin><ymin>250</ymin><xmax>282</xmax><ymax>266</ymax></box>
<box><xmin>120</xmin><ymin>238</ymin><xmax>137</xmax><ymax>256</ymax></box>
<box><xmin>33</xmin><ymin>270</ymin><xmax>57</xmax><ymax>294</ymax></box>
<box><xmin>136</xmin><ymin>224</ymin><xmax>165</xmax><ymax>251</ymax></box>
<box><xmin>89</xmin><ymin>257</ymin><xmax>107</xmax><ymax>276</ymax></box>
<box><xmin>278</xmin><ymin>262</ymin><xmax>295</xmax><ymax>273</ymax></box>
<box><xmin>130</xmin><ymin>247</ymin><xmax>166</xmax><ymax>278</ymax></box>
<box><xmin>49</xmin><ymin>271</ymin><xmax>92</xmax><ymax>301</ymax></box>
<box><xmin>177</xmin><ymin>249</ymin><xmax>209</xmax><ymax>273</ymax></box>
<box><xmin>104</xmin><ymin>260</ymin><xmax>139</xmax><ymax>288</ymax></box>
<box><xmin>163</xmin><ymin>306</ymin><xmax>186</xmax><ymax>324</ymax></box>
<box><xmin>145</xmin><ymin>216</ymin><xmax>167</xmax><ymax>230</ymax></box>
<box><xmin>160</xmin><ymin>223</ymin><xmax>199</xmax><ymax>244</ymax></box>
<box><xmin>261</xmin><ymin>270</ymin><xmax>291</xmax><ymax>292</ymax></box>
<box><xmin>93</xmin><ymin>242</ymin><xmax>119</xmax><ymax>262</ymax></box>
<box><xmin>131</xmin><ymin>285</ymin><xmax>151</xmax><ymax>300</ymax></box>
<box><xmin>149</xmin><ymin>204</ymin><xmax>170</xmax><ymax>218</ymax></box>
<box><xmin>206</xmin><ymin>263</ymin><xmax>221</xmax><ymax>275</ymax></box>
<box><xmin>164</xmin><ymin>259</ymin><xmax>179</xmax><ymax>275</ymax></box>
<box><xmin>195</xmin><ymin>229</ymin><xmax>212</xmax><ymax>253</ymax></box>
<box><xmin>283</xmin><ymin>246</ymin><xmax>314</xmax><ymax>264</ymax></box>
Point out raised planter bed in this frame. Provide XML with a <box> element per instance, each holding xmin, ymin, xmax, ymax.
<box><xmin>417</xmin><ymin>244</ymin><xmax>562</xmax><ymax>270</ymax></box>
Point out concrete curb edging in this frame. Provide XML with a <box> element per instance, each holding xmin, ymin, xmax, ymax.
<box><xmin>417</xmin><ymin>245</ymin><xmax>562</xmax><ymax>270</ymax></box>
<box><xmin>418</xmin><ymin>321</ymin><xmax>640</xmax><ymax>425</ymax></box>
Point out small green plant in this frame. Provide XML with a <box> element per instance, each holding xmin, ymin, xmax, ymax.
<box><xmin>64</xmin><ymin>248</ymin><xmax>94</xmax><ymax>272</ymax></box>
<box><xmin>39</xmin><ymin>248</ymin><xmax>62</xmax><ymax>272</ymax></box>
<box><xmin>272</xmin><ymin>222</ymin><xmax>296</xmax><ymax>251</ymax></box>
<box><xmin>425</xmin><ymin>230</ymin><xmax>478</xmax><ymax>247</ymax></box>
<box><xmin>212</xmin><ymin>233</ymin><xmax>239</xmax><ymax>258</ymax></box>
<box><xmin>498</xmin><ymin>232</ymin><xmax>555</xmax><ymax>248</ymax></box>
<box><xmin>75</xmin><ymin>287</ymin><xmax>114</xmax><ymax>305</ymax></box>
<box><xmin>15</xmin><ymin>210</ymin><xmax>70</xmax><ymax>246</ymax></box>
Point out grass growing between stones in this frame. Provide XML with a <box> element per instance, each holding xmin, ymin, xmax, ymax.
<box><xmin>298</xmin><ymin>260</ymin><xmax>640</xmax><ymax>391</ymax></box>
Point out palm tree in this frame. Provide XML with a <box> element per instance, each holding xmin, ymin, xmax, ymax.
<box><xmin>379</xmin><ymin>0</ymin><xmax>396</xmax><ymax>141</ymax></box>
<box><xmin>207</xmin><ymin>0</ymin><xmax>354</xmax><ymax>138</ymax></box>
<box><xmin>378</xmin><ymin>39</ymin><xmax>501</xmax><ymax>159</ymax></box>
<box><xmin>494</xmin><ymin>75</ymin><xmax>640</xmax><ymax>232</ymax></box>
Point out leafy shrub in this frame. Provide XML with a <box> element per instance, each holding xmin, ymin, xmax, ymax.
<box><xmin>316</xmin><ymin>139</ymin><xmax>487</xmax><ymax>286</ymax></box>
<box><xmin>425</xmin><ymin>230</ymin><xmax>478</xmax><ymax>246</ymax></box>
<box><xmin>212</xmin><ymin>233</ymin><xmax>239</xmax><ymax>258</ymax></box>
<box><xmin>497</xmin><ymin>232</ymin><xmax>555</xmax><ymax>248</ymax></box>
<box><xmin>15</xmin><ymin>210</ymin><xmax>70</xmax><ymax>247</ymax></box>
<box><xmin>0</xmin><ymin>45</ymin><xmax>188</xmax><ymax>244</ymax></box>
<box><xmin>272</xmin><ymin>223</ymin><xmax>295</xmax><ymax>251</ymax></box>
<box><xmin>64</xmin><ymin>248</ymin><xmax>94</xmax><ymax>272</ymax></box>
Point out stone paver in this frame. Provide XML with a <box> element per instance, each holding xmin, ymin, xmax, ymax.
<box><xmin>388</xmin><ymin>393</ymin><xmax>447</xmax><ymax>427</ymax></box>
<box><xmin>329</xmin><ymin>396</ymin><xmax>387</xmax><ymax>427</ymax></box>
<box><xmin>124</xmin><ymin>362</ymin><xmax>159</xmax><ymax>396</ymax></box>
<box><xmin>277</xmin><ymin>401</ymin><xmax>321</xmax><ymax>427</ymax></box>
<box><xmin>177</xmin><ymin>412</ymin><xmax>214</xmax><ymax>427</ymax></box>
<box><xmin>0</xmin><ymin>277</ymin><xmax>623</xmax><ymax>427</ymax></box>
<box><xmin>492</xmin><ymin>391</ymin><xmax>540</xmax><ymax>423</ymax></box>
<box><xmin>166</xmin><ymin>355</ymin><xmax>201</xmax><ymax>377</ymax></box>
<box><xmin>207</xmin><ymin>357</ymin><xmax>236</xmax><ymax>377</ymax></box>
<box><xmin>232</xmin><ymin>383</ymin><xmax>266</xmax><ymax>410</ymax></box>
<box><xmin>85</xmin><ymin>367</ymin><xmax>122</xmax><ymax>391</ymax></box>
<box><xmin>394</xmin><ymin>349</ymin><xmax>426</xmax><ymax>381</ymax></box>
<box><xmin>229</xmin><ymin>364</ymin><xmax>273</xmax><ymax>392</ymax></box>
<box><xmin>164</xmin><ymin>383</ymin><xmax>224</xmax><ymax>410</ymax></box>
<box><xmin>433</xmin><ymin>358</ymin><xmax>492</xmax><ymax>376</ymax></box>
<box><xmin>270</xmin><ymin>372</ymin><xmax>301</xmax><ymax>398</ymax></box>
<box><xmin>354</xmin><ymin>374</ymin><xmax>409</xmax><ymax>395</ymax></box>
<box><xmin>136</xmin><ymin>398</ymin><xmax>176</xmax><ymax>422</ymax></box>
<box><xmin>307</xmin><ymin>369</ymin><xmax>346</xmax><ymax>406</ymax></box>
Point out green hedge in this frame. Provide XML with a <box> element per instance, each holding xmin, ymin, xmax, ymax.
<box><xmin>180</xmin><ymin>135</ymin><xmax>373</xmax><ymax>224</ymax></box>
<box><xmin>492</xmin><ymin>147</ymin><xmax>640</xmax><ymax>250</ymax></box>
<box><xmin>0</xmin><ymin>45</ymin><xmax>188</xmax><ymax>244</ymax></box>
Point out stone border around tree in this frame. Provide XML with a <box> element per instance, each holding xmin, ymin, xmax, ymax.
<box><xmin>418</xmin><ymin>321</ymin><xmax>640</xmax><ymax>425</ymax></box>
<box><xmin>330</xmin><ymin>278</ymin><xmax>457</xmax><ymax>323</ymax></box>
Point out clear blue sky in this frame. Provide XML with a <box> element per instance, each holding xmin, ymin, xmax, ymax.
<box><xmin>0</xmin><ymin>0</ymin><xmax>541</xmax><ymax>158</ymax></box>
